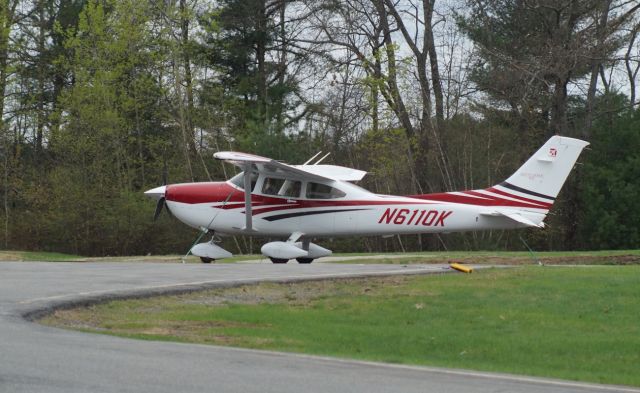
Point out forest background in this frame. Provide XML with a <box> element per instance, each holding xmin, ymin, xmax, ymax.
<box><xmin>1</xmin><ymin>0</ymin><xmax>639</xmax><ymax>256</ymax></box>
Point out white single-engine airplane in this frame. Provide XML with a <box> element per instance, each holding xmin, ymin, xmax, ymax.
<box><xmin>145</xmin><ymin>135</ymin><xmax>588</xmax><ymax>263</ymax></box>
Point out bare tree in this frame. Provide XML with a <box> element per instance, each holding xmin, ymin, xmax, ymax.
<box><xmin>624</xmin><ymin>21</ymin><xmax>640</xmax><ymax>106</ymax></box>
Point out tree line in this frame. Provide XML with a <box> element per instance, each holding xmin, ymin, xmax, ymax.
<box><xmin>0</xmin><ymin>0</ymin><xmax>638</xmax><ymax>256</ymax></box>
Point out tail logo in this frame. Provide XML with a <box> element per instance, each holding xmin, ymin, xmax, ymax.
<box><xmin>549</xmin><ymin>148</ymin><xmax>557</xmax><ymax>157</ymax></box>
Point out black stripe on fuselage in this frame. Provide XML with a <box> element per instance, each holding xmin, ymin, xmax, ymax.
<box><xmin>499</xmin><ymin>181</ymin><xmax>556</xmax><ymax>201</ymax></box>
<box><xmin>262</xmin><ymin>208</ymin><xmax>369</xmax><ymax>222</ymax></box>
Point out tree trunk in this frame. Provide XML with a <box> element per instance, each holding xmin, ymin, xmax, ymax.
<box><xmin>584</xmin><ymin>0</ymin><xmax>611</xmax><ymax>136</ymax></box>
<box><xmin>36</xmin><ymin>0</ymin><xmax>46</xmax><ymax>154</ymax></box>
<box><xmin>373</xmin><ymin>0</ymin><xmax>415</xmax><ymax>139</ymax></box>
<box><xmin>179</xmin><ymin>0</ymin><xmax>197</xmax><ymax>155</ymax></box>
<box><xmin>276</xmin><ymin>0</ymin><xmax>286</xmax><ymax>133</ymax></box>
<box><xmin>256</xmin><ymin>0</ymin><xmax>268</xmax><ymax>128</ymax></box>
<box><xmin>625</xmin><ymin>25</ymin><xmax>639</xmax><ymax>107</ymax></box>
<box><xmin>424</xmin><ymin>0</ymin><xmax>443</xmax><ymax>125</ymax></box>
<box><xmin>0</xmin><ymin>1</ymin><xmax>17</xmax><ymax>123</ymax></box>
<box><xmin>550</xmin><ymin>77</ymin><xmax>569</xmax><ymax>136</ymax></box>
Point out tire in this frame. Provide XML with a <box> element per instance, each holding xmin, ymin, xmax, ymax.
<box><xmin>200</xmin><ymin>257</ymin><xmax>213</xmax><ymax>263</ymax></box>
<box><xmin>296</xmin><ymin>258</ymin><xmax>314</xmax><ymax>264</ymax></box>
<box><xmin>270</xmin><ymin>257</ymin><xmax>288</xmax><ymax>264</ymax></box>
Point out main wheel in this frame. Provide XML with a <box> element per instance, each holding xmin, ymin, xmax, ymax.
<box><xmin>270</xmin><ymin>257</ymin><xmax>288</xmax><ymax>264</ymax></box>
<box><xmin>296</xmin><ymin>257</ymin><xmax>314</xmax><ymax>264</ymax></box>
<box><xmin>200</xmin><ymin>257</ymin><xmax>213</xmax><ymax>263</ymax></box>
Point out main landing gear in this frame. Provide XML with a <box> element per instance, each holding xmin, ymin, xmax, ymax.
<box><xmin>200</xmin><ymin>257</ymin><xmax>214</xmax><ymax>263</ymax></box>
<box><xmin>268</xmin><ymin>257</ymin><xmax>315</xmax><ymax>264</ymax></box>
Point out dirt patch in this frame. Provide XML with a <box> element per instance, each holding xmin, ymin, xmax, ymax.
<box><xmin>0</xmin><ymin>252</ymin><xmax>30</xmax><ymax>261</ymax></box>
<box><xmin>183</xmin><ymin>275</ymin><xmax>414</xmax><ymax>308</ymax></box>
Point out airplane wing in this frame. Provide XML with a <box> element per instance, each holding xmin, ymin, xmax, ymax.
<box><xmin>214</xmin><ymin>151</ymin><xmax>366</xmax><ymax>182</ymax></box>
<box><xmin>480</xmin><ymin>210</ymin><xmax>545</xmax><ymax>228</ymax></box>
<box><xmin>214</xmin><ymin>151</ymin><xmax>366</xmax><ymax>232</ymax></box>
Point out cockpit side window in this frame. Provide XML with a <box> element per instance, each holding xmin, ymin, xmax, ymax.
<box><xmin>261</xmin><ymin>177</ymin><xmax>301</xmax><ymax>198</ymax></box>
<box><xmin>306</xmin><ymin>182</ymin><xmax>346</xmax><ymax>199</ymax></box>
<box><xmin>262</xmin><ymin>177</ymin><xmax>284</xmax><ymax>195</ymax></box>
<box><xmin>229</xmin><ymin>172</ymin><xmax>257</xmax><ymax>191</ymax></box>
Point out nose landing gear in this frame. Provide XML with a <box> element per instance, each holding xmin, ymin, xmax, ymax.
<box><xmin>189</xmin><ymin>231</ymin><xmax>233</xmax><ymax>263</ymax></box>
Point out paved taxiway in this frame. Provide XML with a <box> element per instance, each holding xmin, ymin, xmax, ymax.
<box><xmin>1</xmin><ymin>261</ymin><xmax>637</xmax><ymax>393</ymax></box>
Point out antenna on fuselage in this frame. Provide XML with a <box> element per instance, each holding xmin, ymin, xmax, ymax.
<box><xmin>302</xmin><ymin>151</ymin><xmax>322</xmax><ymax>165</ymax></box>
<box><xmin>314</xmin><ymin>152</ymin><xmax>331</xmax><ymax>165</ymax></box>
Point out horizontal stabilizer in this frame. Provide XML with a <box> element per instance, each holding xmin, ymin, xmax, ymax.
<box><xmin>480</xmin><ymin>210</ymin><xmax>544</xmax><ymax>228</ymax></box>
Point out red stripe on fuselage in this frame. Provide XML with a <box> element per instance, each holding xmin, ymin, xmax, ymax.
<box><xmin>165</xmin><ymin>181</ymin><xmax>550</xmax><ymax>214</ymax></box>
<box><xmin>409</xmin><ymin>191</ymin><xmax>549</xmax><ymax>209</ymax></box>
<box><xmin>248</xmin><ymin>200</ymin><xmax>433</xmax><ymax>216</ymax></box>
<box><xmin>464</xmin><ymin>190</ymin><xmax>550</xmax><ymax>209</ymax></box>
<box><xmin>485</xmin><ymin>187</ymin><xmax>553</xmax><ymax>208</ymax></box>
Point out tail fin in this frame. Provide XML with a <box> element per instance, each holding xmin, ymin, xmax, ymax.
<box><xmin>495</xmin><ymin>135</ymin><xmax>589</xmax><ymax>203</ymax></box>
<box><xmin>410</xmin><ymin>136</ymin><xmax>589</xmax><ymax>228</ymax></box>
<box><xmin>477</xmin><ymin>136</ymin><xmax>589</xmax><ymax>228</ymax></box>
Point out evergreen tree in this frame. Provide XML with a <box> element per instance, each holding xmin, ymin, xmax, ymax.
<box><xmin>578</xmin><ymin>94</ymin><xmax>640</xmax><ymax>249</ymax></box>
<box><xmin>198</xmin><ymin>0</ymin><xmax>298</xmax><ymax>157</ymax></box>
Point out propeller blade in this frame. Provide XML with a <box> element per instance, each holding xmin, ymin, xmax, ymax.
<box><xmin>154</xmin><ymin>197</ymin><xmax>165</xmax><ymax>221</ymax></box>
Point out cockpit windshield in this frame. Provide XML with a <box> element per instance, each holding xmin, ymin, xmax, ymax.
<box><xmin>229</xmin><ymin>172</ymin><xmax>258</xmax><ymax>191</ymax></box>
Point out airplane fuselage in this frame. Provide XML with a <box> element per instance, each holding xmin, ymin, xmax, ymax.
<box><xmin>164</xmin><ymin>180</ymin><xmax>547</xmax><ymax>237</ymax></box>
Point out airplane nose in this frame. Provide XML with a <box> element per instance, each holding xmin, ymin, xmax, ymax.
<box><xmin>144</xmin><ymin>185</ymin><xmax>166</xmax><ymax>200</ymax></box>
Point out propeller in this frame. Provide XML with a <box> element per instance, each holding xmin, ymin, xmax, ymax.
<box><xmin>153</xmin><ymin>197</ymin><xmax>166</xmax><ymax>221</ymax></box>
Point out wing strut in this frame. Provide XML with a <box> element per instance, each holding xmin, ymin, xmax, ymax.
<box><xmin>243</xmin><ymin>163</ymin><xmax>253</xmax><ymax>231</ymax></box>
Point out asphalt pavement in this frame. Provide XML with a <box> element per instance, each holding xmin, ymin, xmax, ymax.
<box><xmin>0</xmin><ymin>261</ymin><xmax>637</xmax><ymax>393</ymax></box>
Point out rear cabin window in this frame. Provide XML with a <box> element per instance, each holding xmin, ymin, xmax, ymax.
<box><xmin>306</xmin><ymin>182</ymin><xmax>346</xmax><ymax>199</ymax></box>
<box><xmin>229</xmin><ymin>172</ymin><xmax>257</xmax><ymax>191</ymax></box>
<box><xmin>262</xmin><ymin>177</ymin><xmax>301</xmax><ymax>198</ymax></box>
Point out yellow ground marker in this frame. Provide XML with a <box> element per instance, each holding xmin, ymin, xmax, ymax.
<box><xmin>450</xmin><ymin>263</ymin><xmax>473</xmax><ymax>273</ymax></box>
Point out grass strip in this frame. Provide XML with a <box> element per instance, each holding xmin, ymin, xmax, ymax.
<box><xmin>42</xmin><ymin>265</ymin><xmax>640</xmax><ymax>386</ymax></box>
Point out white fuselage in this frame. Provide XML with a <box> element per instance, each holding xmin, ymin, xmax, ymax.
<box><xmin>164</xmin><ymin>178</ymin><xmax>547</xmax><ymax>238</ymax></box>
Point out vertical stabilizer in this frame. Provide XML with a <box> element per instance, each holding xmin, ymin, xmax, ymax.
<box><xmin>497</xmin><ymin>136</ymin><xmax>589</xmax><ymax>203</ymax></box>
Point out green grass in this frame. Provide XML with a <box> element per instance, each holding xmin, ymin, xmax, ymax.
<box><xmin>332</xmin><ymin>250</ymin><xmax>640</xmax><ymax>257</ymax></box>
<box><xmin>329</xmin><ymin>249</ymin><xmax>640</xmax><ymax>265</ymax></box>
<box><xmin>43</xmin><ymin>266</ymin><xmax>640</xmax><ymax>386</ymax></box>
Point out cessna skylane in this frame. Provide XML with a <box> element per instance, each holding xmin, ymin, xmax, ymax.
<box><xmin>145</xmin><ymin>135</ymin><xmax>589</xmax><ymax>263</ymax></box>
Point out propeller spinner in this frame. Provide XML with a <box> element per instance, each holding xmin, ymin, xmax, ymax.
<box><xmin>144</xmin><ymin>185</ymin><xmax>168</xmax><ymax>221</ymax></box>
